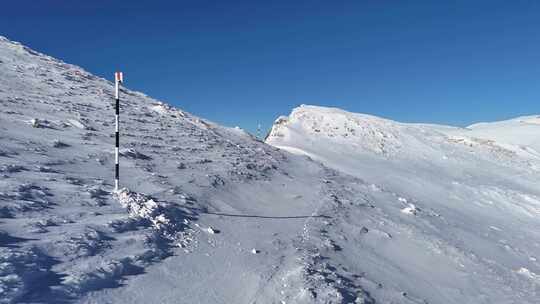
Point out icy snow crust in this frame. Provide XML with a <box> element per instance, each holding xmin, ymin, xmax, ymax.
<box><xmin>0</xmin><ymin>35</ymin><xmax>538</xmax><ymax>304</ymax></box>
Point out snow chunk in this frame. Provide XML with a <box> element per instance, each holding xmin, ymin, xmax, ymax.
<box><xmin>114</xmin><ymin>189</ymin><xmax>194</xmax><ymax>247</ymax></box>
<box><xmin>67</xmin><ymin>119</ymin><xmax>86</xmax><ymax>129</ymax></box>
<box><xmin>517</xmin><ymin>267</ymin><xmax>540</xmax><ymax>282</ymax></box>
<box><xmin>29</xmin><ymin>118</ymin><xmax>52</xmax><ymax>128</ymax></box>
<box><xmin>151</xmin><ymin>104</ymin><xmax>169</xmax><ymax>115</ymax></box>
<box><xmin>119</xmin><ymin>148</ymin><xmax>151</xmax><ymax>160</ymax></box>
<box><xmin>194</xmin><ymin>223</ymin><xmax>220</xmax><ymax>235</ymax></box>
<box><xmin>29</xmin><ymin>118</ymin><xmax>40</xmax><ymax>128</ymax></box>
<box><xmin>52</xmin><ymin>139</ymin><xmax>70</xmax><ymax>148</ymax></box>
<box><xmin>401</xmin><ymin>203</ymin><xmax>417</xmax><ymax>215</ymax></box>
<box><xmin>0</xmin><ymin>164</ymin><xmax>26</xmax><ymax>173</ymax></box>
<box><xmin>115</xmin><ymin>190</ymin><xmax>168</xmax><ymax>230</ymax></box>
<box><xmin>150</xmin><ymin>102</ymin><xmax>185</xmax><ymax>117</ymax></box>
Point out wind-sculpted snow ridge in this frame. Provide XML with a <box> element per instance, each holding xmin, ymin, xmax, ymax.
<box><xmin>114</xmin><ymin>188</ymin><xmax>195</xmax><ymax>250</ymax></box>
<box><xmin>57</xmin><ymin>189</ymin><xmax>196</xmax><ymax>300</ymax></box>
<box><xmin>268</xmin><ymin>105</ymin><xmax>404</xmax><ymax>156</ymax></box>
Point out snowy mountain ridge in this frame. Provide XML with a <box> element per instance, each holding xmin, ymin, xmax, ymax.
<box><xmin>1</xmin><ymin>35</ymin><xmax>539</xmax><ymax>304</ymax></box>
<box><xmin>266</xmin><ymin>105</ymin><xmax>540</xmax><ymax>303</ymax></box>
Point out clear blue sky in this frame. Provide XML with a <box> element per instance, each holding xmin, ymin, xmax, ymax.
<box><xmin>2</xmin><ymin>1</ymin><xmax>540</xmax><ymax>133</ymax></box>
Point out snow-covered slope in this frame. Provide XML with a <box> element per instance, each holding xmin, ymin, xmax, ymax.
<box><xmin>267</xmin><ymin>105</ymin><xmax>540</xmax><ymax>303</ymax></box>
<box><xmin>0</xmin><ymin>37</ymin><xmax>371</xmax><ymax>303</ymax></box>
<box><xmin>466</xmin><ymin>115</ymin><xmax>540</xmax><ymax>155</ymax></box>
<box><xmin>1</xmin><ymin>35</ymin><xmax>539</xmax><ymax>304</ymax></box>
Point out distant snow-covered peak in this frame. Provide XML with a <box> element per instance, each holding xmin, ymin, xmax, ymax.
<box><xmin>464</xmin><ymin>115</ymin><xmax>540</xmax><ymax>153</ymax></box>
<box><xmin>267</xmin><ymin>105</ymin><xmax>432</xmax><ymax>157</ymax></box>
<box><xmin>268</xmin><ymin>105</ymin><xmax>540</xmax><ymax>160</ymax></box>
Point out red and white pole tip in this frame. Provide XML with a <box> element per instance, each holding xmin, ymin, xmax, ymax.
<box><xmin>115</xmin><ymin>71</ymin><xmax>123</xmax><ymax>84</ymax></box>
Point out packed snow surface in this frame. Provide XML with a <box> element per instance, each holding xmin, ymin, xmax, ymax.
<box><xmin>1</xmin><ymin>36</ymin><xmax>539</xmax><ymax>304</ymax></box>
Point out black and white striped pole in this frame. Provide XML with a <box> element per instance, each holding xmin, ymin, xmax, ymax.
<box><xmin>114</xmin><ymin>71</ymin><xmax>123</xmax><ymax>192</ymax></box>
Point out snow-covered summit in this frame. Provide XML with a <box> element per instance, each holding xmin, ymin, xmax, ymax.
<box><xmin>268</xmin><ymin>104</ymin><xmax>540</xmax><ymax>162</ymax></box>
<box><xmin>465</xmin><ymin>115</ymin><xmax>540</xmax><ymax>153</ymax></box>
<box><xmin>267</xmin><ymin>105</ymin><xmax>407</xmax><ymax>156</ymax></box>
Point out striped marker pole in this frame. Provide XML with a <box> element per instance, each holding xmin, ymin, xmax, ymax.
<box><xmin>114</xmin><ymin>71</ymin><xmax>123</xmax><ymax>192</ymax></box>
